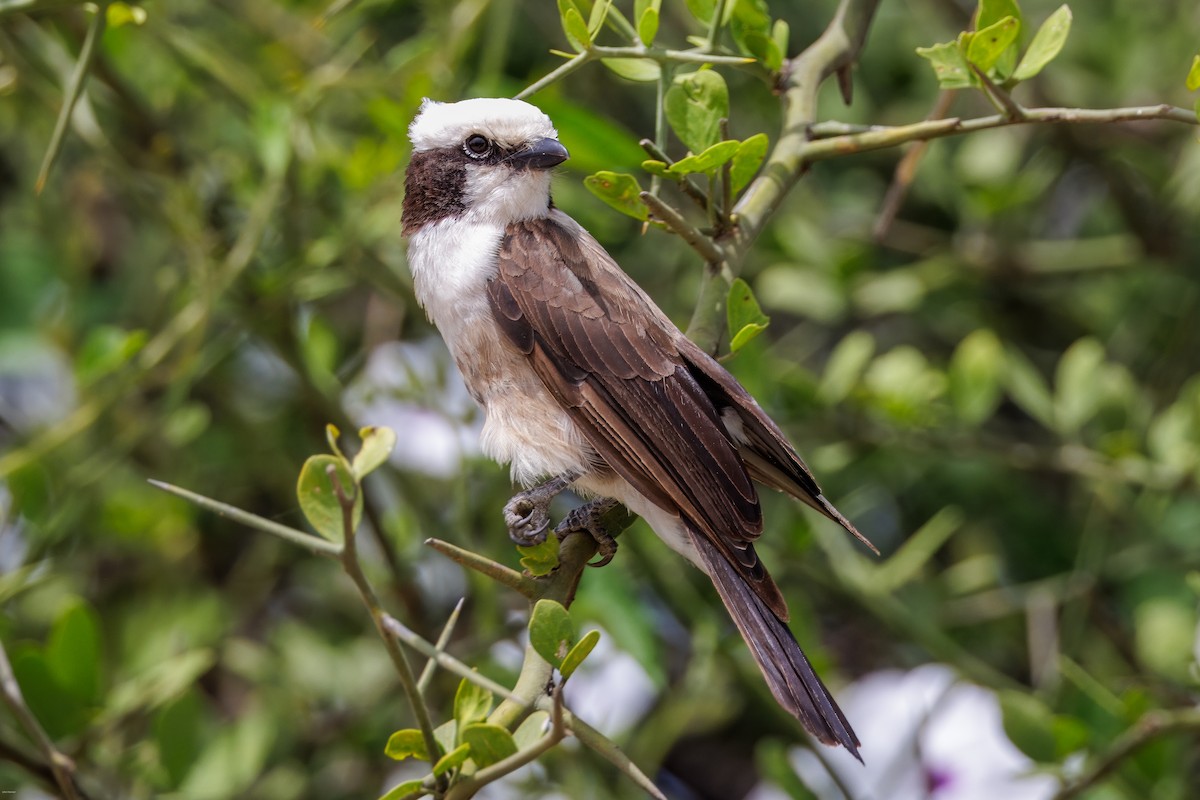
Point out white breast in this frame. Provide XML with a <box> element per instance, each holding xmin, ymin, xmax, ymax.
<box><xmin>406</xmin><ymin>218</ymin><xmax>594</xmax><ymax>485</ymax></box>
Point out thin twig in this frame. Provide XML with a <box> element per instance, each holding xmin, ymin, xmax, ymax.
<box><xmin>382</xmin><ymin>614</ymin><xmax>527</xmax><ymax>706</ymax></box>
<box><xmin>517</xmin><ymin>44</ymin><xmax>752</xmax><ymax>99</ymax></box>
<box><xmin>640</xmin><ymin>191</ymin><xmax>723</xmax><ymax>264</ymax></box>
<box><xmin>417</xmin><ymin>597</ymin><xmax>465</xmax><ymax>695</ymax></box>
<box><xmin>802</xmin><ymin>104</ymin><xmax>1197</xmax><ymax>163</ymax></box>
<box><xmin>35</xmin><ymin>1</ymin><xmax>108</xmax><ymax>193</ymax></box>
<box><xmin>383</xmin><ymin>613</ymin><xmax>667</xmax><ymax>799</ymax></box>
<box><xmin>970</xmin><ymin>63</ymin><xmax>1025</xmax><ymax>121</ymax></box>
<box><xmin>1052</xmin><ymin>707</ymin><xmax>1200</xmax><ymax>800</ymax></box>
<box><xmin>705</xmin><ymin>0</ymin><xmax>729</xmax><ymax>51</ymax></box>
<box><xmin>551</xmin><ymin>700</ymin><xmax>668</xmax><ymax>800</ymax></box>
<box><xmin>326</xmin><ymin>467</ymin><xmax>445</xmax><ymax>781</ymax></box>
<box><xmin>873</xmin><ymin>89</ymin><xmax>956</xmax><ymax>242</ymax></box>
<box><xmin>148</xmin><ymin>480</ymin><xmax>342</xmax><ymax>557</ymax></box>
<box><xmin>424</xmin><ymin>538</ymin><xmax>536</xmax><ymax>597</ymax></box>
<box><xmin>444</xmin><ymin>685</ymin><xmax>568</xmax><ymax>800</ymax></box>
<box><xmin>639</xmin><ymin>139</ymin><xmax>709</xmax><ymax>209</ymax></box>
<box><xmin>0</xmin><ymin>640</ymin><xmax>82</xmax><ymax>800</ymax></box>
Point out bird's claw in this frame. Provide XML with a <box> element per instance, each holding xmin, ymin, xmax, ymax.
<box><xmin>555</xmin><ymin>498</ymin><xmax>619</xmax><ymax>568</ymax></box>
<box><xmin>504</xmin><ymin>494</ymin><xmax>552</xmax><ymax>546</ymax></box>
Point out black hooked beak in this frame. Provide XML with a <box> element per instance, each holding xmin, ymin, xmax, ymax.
<box><xmin>513</xmin><ymin>137</ymin><xmax>569</xmax><ymax>170</ymax></box>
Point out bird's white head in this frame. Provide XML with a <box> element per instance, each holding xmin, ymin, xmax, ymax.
<box><xmin>402</xmin><ymin>98</ymin><xmax>569</xmax><ymax>235</ymax></box>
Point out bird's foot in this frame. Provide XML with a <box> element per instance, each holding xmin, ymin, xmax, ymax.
<box><xmin>555</xmin><ymin>498</ymin><xmax>620</xmax><ymax>567</ymax></box>
<box><xmin>504</xmin><ymin>474</ymin><xmax>575</xmax><ymax>547</ymax></box>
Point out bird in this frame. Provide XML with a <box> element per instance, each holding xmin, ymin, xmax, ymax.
<box><xmin>401</xmin><ymin>96</ymin><xmax>874</xmax><ymax>759</ymax></box>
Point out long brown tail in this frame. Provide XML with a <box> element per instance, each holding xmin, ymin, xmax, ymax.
<box><xmin>689</xmin><ymin>529</ymin><xmax>862</xmax><ymax>761</ymax></box>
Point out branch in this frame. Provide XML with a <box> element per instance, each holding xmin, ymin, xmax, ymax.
<box><xmin>685</xmin><ymin>0</ymin><xmax>882</xmax><ymax>351</ymax></box>
<box><xmin>444</xmin><ymin>687</ymin><xmax>568</xmax><ymax>800</ymax></box>
<box><xmin>802</xmin><ymin>104</ymin><xmax>1198</xmax><ymax>163</ymax></box>
<box><xmin>326</xmin><ymin>468</ymin><xmax>445</xmax><ymax>783</ymax></box>
<box><xmin>640</xmin><ymin>191</ymin><xmax>724</xmax><ymax>264</ymax></box>
<box><xmin>425</xmin><ymin>538</ymin><xmax>536</xmax><ymax>597</ymax></box>
<box><xmin>35</xmin><ymin>0</ymin><xmax>108</xmax><ymax>193</ymax></box>
<box><xmin>517</xmin><ymin>45</ymin><xmax>752</xmax><ymax>99</ymax></box>
<box><xmin>729</xmin><ymin>0</ymin><xmax>881</xmax><ymax>248</ymax></box>
<box><xmin>148</xmin><ymin>480</ymin><xmax>342</xmax><ymax>557</ymax></box>
<box><xmin>1052</xmin><ymin>707</ymin><xmax>1200</xmax><ymax>800</ymax></box>
<box><xmin>0</xmin><ymin>640</ymin><xmax>83</xmax><ymax>800</ymax></box>
<box><xmin>417</xmin><ymin>597</ymin><xmax>465</xmax><ymax>695</ymax></box>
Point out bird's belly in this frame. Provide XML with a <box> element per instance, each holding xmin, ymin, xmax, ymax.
<box><xmin>446</xmin><ymin>315</ymin><xmax>594</xmax><ymax>486</ymax></box>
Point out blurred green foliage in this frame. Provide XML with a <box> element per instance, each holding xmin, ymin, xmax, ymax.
<box><xmin>1</xmin><ymin>0</ymin><xmax>1199</xmax><ymax>798</ymax></box>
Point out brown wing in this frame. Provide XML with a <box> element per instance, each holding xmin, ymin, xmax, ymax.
<box><xmin>677</xmin><ymin>337</ymin><xmax>878</xmax><ymax>553</ymax></box>
<box><xmin>487</xmin><ymin>211</ymin><xmax>788</xmax><ymax>619</ymax></box>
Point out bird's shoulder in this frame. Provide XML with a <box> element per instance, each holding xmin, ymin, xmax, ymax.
<box><xmin>492</xmin><ymin>210</ymin><xmax>682</xmax><ymax>380</ymax></box>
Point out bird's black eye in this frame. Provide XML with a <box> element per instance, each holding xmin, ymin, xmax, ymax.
<box><xmin>464</xmin><ymin>135</ymin><xmax>492</xmax><ymax>158</ymax></box>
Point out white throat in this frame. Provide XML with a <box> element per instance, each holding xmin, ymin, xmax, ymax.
<box><xmin>462</xmin><ymin>164</ymin><xmax>553</xmax><ymax>226</ymax></box>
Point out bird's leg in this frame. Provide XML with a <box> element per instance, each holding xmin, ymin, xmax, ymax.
<box><xmin>555</xmin><ymin>497</ymin><xmax>620</xmax><ymax>568</ymax></box>
<box><xmin>503</xmin><ymin>473</ymin><xmax>577</xmax><ymax>547</ymax></box>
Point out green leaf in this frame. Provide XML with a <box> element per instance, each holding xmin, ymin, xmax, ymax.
<box><xmin>560</xmin><ymin>629</ymin><xmax>600</xmax><ymax>679</ymax></box>
<box><xmin>999</xmin><ymin>690</ymin><xmax>1058</xmax><ymax>763</ymax></box>
<box><xmin>1052</xmin><ymin>715</ymin><xmax>1091</xmax><ymax>758</ymax></box>
<box><xmin>103</xmin><ymin>649</ymin><xmax>216</xmax><ymax>721</ymax></box>
<box><xmin>325</xmin><ymin>423</ymin><xmax>345</xmax><ymax>461</ymax></box>
<box><xmin>1004</xmin><ymin>348</ymin><xmax>1054</xmax><ymax>429</ymax></box>
<box><xmin>641</xmin><ymin>160</ymin><xmax>671</xmax><ymax>177</ymax></box>
<box><xmin>379</xmin><ymin>779</ymin><xmax>428</xmax><ymax>800</ymax></box>
<box><xmin>1054</xmin><ymin>337</ymin><xmax>1105</xmax><ymax>435</ymax></box>
<box><xmin>1188</xmin><ymin>55</ymin><xmax>1200</xmax><ymax>92</ymax></box>
<box><xmin>460</xmin><ymin>723</ymin><xmax>519</xmax><ymax>768</ymax></box>
<box><xmin>966</xmin><ymin>16</ymin><xmax>1019</xmax><ymax>74</ymax></box>
<box><xmin>668</xmin><ymin>140</ymin><xmax>740</xmax><ymax>175</ymax></box>
<box><xmin>385</xmin><ymin>729</ymin><xmax>430</xmax><ymax>762</ymax></box>
<box><xmin>155</xmin><ymin>691</ymin><xmax>203</xmax><ymax>788</ymax></box>
<box><xmin>916</xmin><ymin>40</ymin><xmax>974</xmax><ymax>89</ymax></box>
<box><xmin>557</xmin><ymin>0</ymin><xmax>591</xmax><ymax>50</ymax></box>
<box><xmin>584</xmin><ymin>172</ymin><xmax>648</xmax><ymax>220</ymax></box>
<box><xmin>730</xmin><ymin>0</ymin><xmax>779</xmax><ymax>69</ymax></box>
<box><xmin>434</xmin><ymin>719</ymin><xmax>458</xmax><ymax>753</ymax></box>
<box><xmin>352</xmin><ymin>426</ymin><xmax>396</xmax><ymax>480</ymax></box>
<box><xmin>587</xmin><ymin>0</ymin><xmax>613</xmax><ymax>36</ymax></box>
<box><xmin>730</xmin><ymin>322</ymin><xmax>768</xmax><ymax>353</ymax></box>
<box><xmin>176</xmin><ymin>705</ymin><xmax>273</xmax><ymax>800</ymax></box>
<box><xmin>297</xmin><ymin>454</ymin><xmax>361</xmax><ymax>543</ymax></box>
<box><xmin>684</xmin><ymin>0</ymin><xmax>715</xmax><ymax>25</ymax></box>
<box><xmin>665</xmin><ymin>70</ymin><xmax>729</xmax><ymax>154</ymax></box>
<box><xmin>432</xmin><ymin>743</ymin><xmax>471</xmax><ymax>777</ymax></box>
<box><xmin>76</xmin><ymin>325</ymin><xmax>148</xmax><ymax>384</ymax></box>
<box><xmin>47</xmin><ymin>600</ymin><xmax>103</xmax><ymax>705</ymax></box>
<box><xmin>107</xmin><ymin>2</ymin><xmax>147</xmax><ymax>27</ymax></box>
<box><xmin>948</xmin><ymin>329</ymin><xmax>1005</xmax><ymax>424</ymax></box>
<box><xmin>529</xmin><ymin>598</ymin><xmax>575</xmax><ymax>668</ymax></box>
<box><xmin>1013</xmin><ymin>5</ymin><xmax>1072</xmax><ymax>82</ymax></box>
<box><xmin>730</xmin><ymin>133</ymin><xmax>768</xmax><ymax>193</ymax></box>
<box><xmin>12</xmin><ymin>646</ymin><xmax>85</xmax><ymax>738</ymax></box>
<box><xmin>976</xmin><ymin>0</ymin><xmax>1022</xmax><ymax>76</ymax></box>
<box><xmin>771</xmin><ymin>19</ymin><xmax>789</xmax><ymax>60</ymax></box>
<box><xmin>735</xmin><ymin>31</ymin><xmax>782</xmax><ymax>72</ymax></box>
<box><xmin>818</xmin><ymin>331</ymin><xmax>875</xmax><ymax>405</ymax></box>
<box><xmin>726</xmin><ymin>278</ymin><xmax>770</xmax><ymax>354</ymax></box>
<box><xmin>637</xmin><ymin>6</ymin><xmax>659</xmax><ymax>46</ymax></box>
<box><xmin>513</xmin><ymin>711</ymin><xmax>551</xmax><ymax>749</ymax></box>
<box><xmin>602</xmin><ymin>58</ymin><xmax>661</xmax><ymax>82</ymax></box>
<box><xmin>453</xmin><ymin>676</ymin><xmax>494</xmax><ymax>728</ymax></box>
<box><xmin>517</xmin><ymin>536</ymin><xmax>560</xmax><ymax>576</ymax></box>
<box><xmin>976</xmin><ymin>0</ymin><xmax>1023</xmax><ymax>30</ymax></box>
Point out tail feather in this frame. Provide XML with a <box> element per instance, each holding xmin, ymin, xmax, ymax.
<box><xmin>689</xmin><ymin>528</ymin><xmax>862</xmax><ymax>761</ymax></box>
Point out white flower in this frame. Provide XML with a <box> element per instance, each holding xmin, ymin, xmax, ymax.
<box><xmin>749</xmin><ymin>664</ymin><xmax>1057</xmax><ymax>800</ymax></box>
